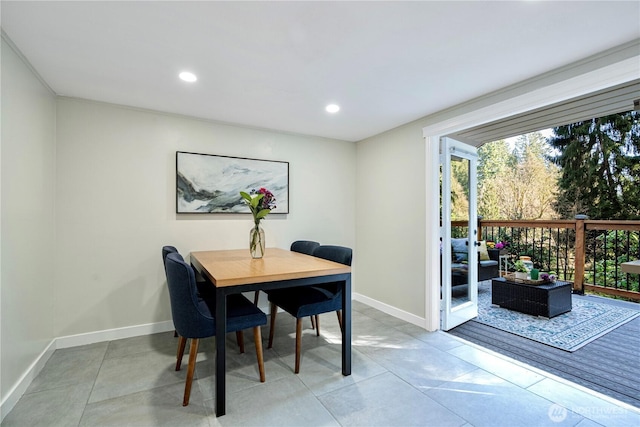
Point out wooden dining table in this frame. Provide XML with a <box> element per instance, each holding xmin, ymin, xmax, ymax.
<box><xmin>189</xmin><ymin>247</ymin><xmax>352</xmax><ymax>417</ymax></box>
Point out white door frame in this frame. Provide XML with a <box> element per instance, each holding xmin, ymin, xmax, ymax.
<box><xmin>422</xmin><ymin>52</ymin><xmax>639</xmax><ymax>331</ymax></box>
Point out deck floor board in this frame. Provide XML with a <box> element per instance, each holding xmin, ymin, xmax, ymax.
<box><xmin>448</xmin><ymin>314</ymin><xmax>640</xmax><ymax>408</ymax></box>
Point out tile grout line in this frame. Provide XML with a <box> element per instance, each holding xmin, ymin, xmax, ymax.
<box><xmin>75</xmin><ymin>340</ymin><xmax>110</xmax><ymax>427</ymax></box>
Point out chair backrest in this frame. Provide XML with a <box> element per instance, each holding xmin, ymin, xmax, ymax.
<box><xmin>162</xmin><ymin>245</ymin><xmax>179</xmax><ymax>275</ymax></box>
<box><xmin>313</xmin><ymin>245</ymin><xmax>352</xmax><ymax>266</ymax></box>
<box><xmin>312</xmin><ymin>245</ymin><xmax>352</xmax><ymax>294</ymax></box>
<box><xmin>290</xmin><ymin>240</ymin><xmax>320</xmax><ymax>255</ymax></box>
<box><xmin>164</xmin><ymin>252</ymin><xmax>215</xmax><ymax>339</ymax></box>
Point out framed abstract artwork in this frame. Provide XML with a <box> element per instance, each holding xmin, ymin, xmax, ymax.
<box><xmin>176</xmin><ymin>151</ymin><xmax>289</xmax><ymax>214</ymax></box>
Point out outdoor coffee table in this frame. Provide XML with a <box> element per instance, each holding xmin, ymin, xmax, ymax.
<box><xmin>491</xmin><ymin>277</ymin><xmax>572</xmax><ymax>318</ymax></box>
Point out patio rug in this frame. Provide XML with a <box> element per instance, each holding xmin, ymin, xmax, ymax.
<box><xmin>474</xmin><ymin>283</ymin><xmax>640</xmax><ymax>352</ymax></box>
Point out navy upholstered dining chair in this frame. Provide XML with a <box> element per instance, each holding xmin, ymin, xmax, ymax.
<box><xmin>162</xmin><ymin>245</ymin><xmax>178</xmax><ymax>270</ymax></box>
<box><xmin>289</xmin><ymin>240</ymin><xmax>321</xmax><ymax>329</ymax></box>
<box><xmin>162</xmin><ymin>246</ymin><xmax>183</xmax><ymax>338</ymax></box>
<box><xmin>162</xmin><ymin>246</ymin><xmax>247</xmax><ymax>349</ymax></box>
<box><xmin>164</xmin><ymin>252</ymin><xmax>267</xmax><ymax>406</ymax></box>
<box><xmin>288</xmin><ymin>240</ymin><xmax>323</xmax><ymax>330</ymax></box>
<box><xmin>162</xmin><ymin>245</ymin><xmax>213</xmax><ymax>297</ymax></box>
<box><xmin>267</xmin><ymin>245</ymin><xmax>352</xmax><ymax>373</ymax></box>
<box><xmin>162</xmin><ymin>246</ymin><xmax>214</xmax><ymax>337</ymax></box>
<box><xmin>290</xmin><ymin>240</ymin><xmax>321</xmax><ymax>256</ymax></box>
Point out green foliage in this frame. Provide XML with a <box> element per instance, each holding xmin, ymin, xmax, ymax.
<box><xmin>450</xmin><ymin>158</ymin><xmax>470</xmax><ymax>221</ymax></box>
<box><xmin>240</xmin><ymin>191</ymin><xmax>262</xmax><ymax>208</ymax></box>
<box><xmin>477</xmin><ymin>140</ymin><xmax>510</xmax><ymax>219</ymax></box>
<box><xmin>482</xmin><ymin>225</ymin><xmax>576</xmax><ymax>281</ymax></box>
<box><xmin>512</xmin><ymin>260</ymin><xmax>529</xmax><ymax>272</ymax></box>
<box><xmin>240</xmin><ymin>191</ymin><xmax>271</xmax><ymax>224</ymax></box>
<box><xmin>548</xmin><ymin>111</ymin><xmax>640</xmax><ymax>220</ymax></box>
<box><xmin>477</xmin><ymin>133</ymin><xmax>560</xmax><ymax>220</ymax></box>
<box><xmin>451</xmin><ymin>227</ymin><xmax>468</xmax><ymax>238</ymax></box>
<box><xmin>584</xmin><ymin>230</ymin><xmax>640</xmax><ymax>292</ymax></box>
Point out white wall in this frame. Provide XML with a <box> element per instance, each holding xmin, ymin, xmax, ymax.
<box><xmin>1</xmin><ymin>39</ymin><xmax>57</xmax><ymax>406</ymax></box>
<box><xmin>54</xmin><ymin>98</ymin><xmax>356</xmax><ymax>337</ymax></box>
<box><xmin>355</xmin><ymin>124</ymin><xmax>426</xmax><ymax>319</ymax></box>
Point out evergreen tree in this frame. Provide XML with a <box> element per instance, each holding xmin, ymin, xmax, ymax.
<box><xmin>548</xmin><ymin>111</ymin><xmax>640</xmax><ymax>219</ymax></box>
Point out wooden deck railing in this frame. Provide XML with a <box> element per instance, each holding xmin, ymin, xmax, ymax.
<box><xmin>451</xmin><ymin>218</ymin><xmax>640</xmax><ymax>301</ymax></box>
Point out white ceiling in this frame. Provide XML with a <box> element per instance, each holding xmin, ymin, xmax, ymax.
<box><xmin>2</xmin><ymin>1</ymin><xmax>639</xmax><ymax>142</ymax></box>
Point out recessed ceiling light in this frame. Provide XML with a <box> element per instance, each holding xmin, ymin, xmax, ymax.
<box><xmin>326</xmin><ymin>104</ymin><xmax>340</xmax><ymax>113</ymax></box>
<box><xmin>179</xmin><ymin>71</ymin><xmax>197</xmax><ymax>82</ymax></box>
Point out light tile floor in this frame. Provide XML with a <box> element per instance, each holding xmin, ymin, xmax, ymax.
<box><xmin>3</xmin><ymin>300</ymin><xmax>640</xmax><ymax>427</ymax></box>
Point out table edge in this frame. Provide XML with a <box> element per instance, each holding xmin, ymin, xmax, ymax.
<box><xmin>190</xmin><ymin>248</ymin><xmax>351</xmax><ymax>287</ymax></box>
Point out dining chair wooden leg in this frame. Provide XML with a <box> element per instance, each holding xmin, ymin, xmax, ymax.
<box><xmin>315</xmin><ymin>315</ymin><xmax>320</xmax><ymax>336</ymax></box>
<box><xmin>254</xmin><ymin>290</ymin><xmax>260</xmax><ymax>305</ymax></box>
<box><xmin>253</xmin><ymin>326</ymin><xmax>266</xmax><ymax>382</ymax></box>
<box><xmin>336</xmin><ymin>310</ymin><xmax>343</xmax><ymax>333</ymax></box>
<box><xmin>310</xmin><ymin>315</ymin><xmax>315</xmax><ymax>329</ymax></box>
<box><xmin>175</xmin><ymin>335</ymin><xmax>187</xmax><ymax>371</ymax></box>
<box><xmin>268</xmin><ymin>302</ymin><xmax>278</xmax><ymax>349</ymax></box>
<box><xmin>183</xmin><ymin>338</ymin><xmax>199</xmax><ymax>406</ymax></box>
<box><xmin>295</xmin><ymin>318</ymin><xmax>303</xmax><ymax>374</ymax></box>
<box><xmin>236</xmin><ymin>331</ymin><xmax>245</xmax><ymax>353</ymax></box>
<box><xmin>174</xmin><ymin>330</ymin><xmax>178</xmax><ymax>337</ymax></box>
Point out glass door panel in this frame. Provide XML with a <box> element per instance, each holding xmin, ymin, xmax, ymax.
<box><xmin>440</xmin><ymin>137</ymin><xmax>478</xmax><ymax>331</ymax></box>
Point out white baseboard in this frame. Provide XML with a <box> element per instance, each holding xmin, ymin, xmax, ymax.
<box><xmin>55</xmin><ymin>320</ymin><xmax>175</xmax><ymax>349</ymax></box>
<box><xmin>1</xmin><ymin>320</ymin><xmax>175</xmax><ymax>422</ymax></box>
<box><xmin>1</xmin><ymin>339</ymin><xmax>56</xmax><ymax>422</ymax></box>
<box><xmin>353</xmin><ymin>292</ymin><xmax>428</xmax><ymax>329</ymax></box>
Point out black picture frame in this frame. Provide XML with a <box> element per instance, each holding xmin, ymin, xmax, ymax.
<box><xmin>176</xmin><ymin>151</ymin><xmax>289</xmax><ymax>214</ymax></box>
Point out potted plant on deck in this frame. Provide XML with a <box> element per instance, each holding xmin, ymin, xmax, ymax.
<box><xmin>512</xmin><ymin>260</ymin><xmax>529</xmax><ymax>280</ymax></box>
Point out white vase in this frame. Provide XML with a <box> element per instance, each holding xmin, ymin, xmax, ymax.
<box><xmin>515</xmin><ymin>271</ymin><xmax>528</xmax><ymax>280</ymax></box>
